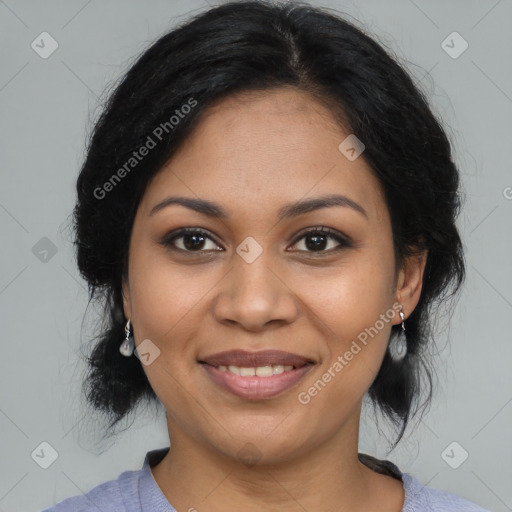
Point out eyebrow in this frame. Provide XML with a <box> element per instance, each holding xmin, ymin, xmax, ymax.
<box><xmin>149</xmin><ymin>193</ymin><xmax>368</xmax><ymax>220</ymax></box>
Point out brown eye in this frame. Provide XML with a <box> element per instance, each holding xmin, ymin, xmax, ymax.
<box><xmin>160</xmin><ymin>228</ymin><xmax>222</xmax><ymax>253</ymax></box>
<box><xmin>290</xmin><ymin>226</ymin><xmax>352</xmax><ymax>254</ymax></box>
<box><xmin>159</xmin><ymin>226</ymin><xmax>352</xmax><ymax>256</ymax></box>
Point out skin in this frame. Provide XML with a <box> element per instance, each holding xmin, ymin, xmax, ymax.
<box><xmin>122</xmin><ymin>86</ymin><xmax>427</xmax><ymax>512</ymax></box>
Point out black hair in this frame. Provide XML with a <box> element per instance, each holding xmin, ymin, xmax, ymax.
<box><xmin>73</xmin><ymin>0</ymin><xmax>465</xmax><ymax>448</ymax></box>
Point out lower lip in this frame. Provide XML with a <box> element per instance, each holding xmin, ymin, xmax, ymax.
<box><xmin>201</xmin><ymin>363</ymin><xmax>314</xmax><ymax>400</ymax></box>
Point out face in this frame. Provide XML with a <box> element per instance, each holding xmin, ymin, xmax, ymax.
<box><xmin>122</xmin><ymin>87</ymin><xmax>424</xmax><ymax>465</ymax></box>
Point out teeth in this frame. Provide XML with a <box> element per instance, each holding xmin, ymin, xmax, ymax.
<box><xmin>228</xmin><ymin>365</ymin><xmax>240</xmax><ymax>375</ymax></box>
<box><xmin>216</xmin><ymin>364</ymin><xmax>298</xmax><ymax>377</ymax></box>
<box><xmin>256</xmin><ymin>366</ymin><xmax>273</xmax><ymax>377</ymax></box>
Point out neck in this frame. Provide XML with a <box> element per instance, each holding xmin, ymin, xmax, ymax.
<box><xmin>150</xmin><ymin>411</ymin><xmax>404</xmax><ymax>512</ymax></box>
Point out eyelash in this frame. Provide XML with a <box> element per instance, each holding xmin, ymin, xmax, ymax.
<box><xmin>159</xmin><ymin>226</ymin><xmax>353</xmax><ymax>257</ymax></box>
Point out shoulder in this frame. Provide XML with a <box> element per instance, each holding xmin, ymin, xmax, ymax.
<box><xmin>401</xmin><ymin>473</ymin><xmax>490</xmax><ymax>512</ymax></box>
<box><xmin>39</xmin><ymin>468</ymin><xmax>140</xmax><ymax>512</ymax></box>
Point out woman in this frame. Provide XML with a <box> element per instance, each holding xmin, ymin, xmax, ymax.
<box><xmin>42</xmin><ymin>1</ymin><xmax>489</xmax><ymax>510</ymax></box>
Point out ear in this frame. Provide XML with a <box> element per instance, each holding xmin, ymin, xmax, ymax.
<box><xmin>121</xmin><ymin>276</ymin><xmax>132</xmax><ymax>320</ymax></box>
<box><xmin>394</xmin><ymin>249</ymin><xmax>428</xmax><ymax>322</ymax></box>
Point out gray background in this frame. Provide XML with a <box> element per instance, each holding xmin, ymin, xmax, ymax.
<box><xmin>1</xmin><ymin>0</ymin><xmax>511</xmax><ymax>511</ymax></box>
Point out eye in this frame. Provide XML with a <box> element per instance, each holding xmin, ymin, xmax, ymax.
<box><xmin>289</xmin><ymin>226</ymin><xmax>352</xmax><ymax>255</ymax></box>
<box><xmin>159</xmin><ymin>226</ymin><xmax>352</xmax><ymax>255</ymax></box>
<box><xmin>160</xmin><ymin>227</ymin><xmax>222</xmax><ymax>253</ymax></box>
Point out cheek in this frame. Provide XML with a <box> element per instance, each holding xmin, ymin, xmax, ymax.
<box><xmin>297</xmin><ymin>239</ymin><xmax>396</xmax><ymax>394</ymax></box>
<box><xmin>125</xmin><ymin>248</ymin><xmax>210</xmax><ymax>412</ymax></box>
<box><xmin>295</xmin><ymin>280</ymin><xmax>395</xmax><ymax>427</ymax></box>
<box><xmin>306</xmin><ymin>247</ymin><xmax>395</xmax><ymax>342</ymax></box>
<box><xmin>127</xmin><ymin>238</ymin><xmax>210</xmax><ymax>341</ymax></box>
<box><xmin>126</xmin><ymin>247</ymin><xmax>208</xmax><ymax>425</ymax></box>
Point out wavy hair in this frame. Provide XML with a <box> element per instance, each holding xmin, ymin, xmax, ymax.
<box><xmin>72</xmin><ymin>0</ymin><xmax>465</xmax><ymax>447</ymax></box>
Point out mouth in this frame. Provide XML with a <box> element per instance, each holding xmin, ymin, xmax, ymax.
<box><xmin>198</xmin><ymin>350</ymin><xmax>316</xmax><ymax>400</ymax></box>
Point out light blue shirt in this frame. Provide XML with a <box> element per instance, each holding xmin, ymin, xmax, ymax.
<box><xmin>40</xmin><ymin>447</ymin><xmax>490</xmax><ymax>511</ymax></box>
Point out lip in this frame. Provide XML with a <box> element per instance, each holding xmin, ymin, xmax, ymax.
<box><xmin>199</xmin><ymin>349</ymin><xmax>315</xmax><ymax>368</ymax></box>
<box><xmin>201</xmin><ymin>362</ymin><xmax>314</xmax><ymax>400</ymax></box>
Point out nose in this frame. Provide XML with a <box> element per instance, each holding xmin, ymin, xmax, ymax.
<box><xmin>212</xmin><ymin>249</ymin><xmax>300</xmax><ymax>332</ymax></box>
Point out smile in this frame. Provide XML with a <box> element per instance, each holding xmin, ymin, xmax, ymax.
<box><xmin>198</xmin><ymin>349</ymin><xmax>316</xmax><ymax>400</ymax></box>
<box><xmin>216</xmin><ymin>364</ymin><xmax>295</xmax><ymax>376</ymax></box>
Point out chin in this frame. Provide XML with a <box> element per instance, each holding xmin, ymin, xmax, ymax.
<box><xmin>205</xmin><ymin>428</ymin><xmax>313</xmax><ymax>468</ymax></box>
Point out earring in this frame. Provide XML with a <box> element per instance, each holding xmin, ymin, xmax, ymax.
<box><xmin>388</xmin><ymin>308</ymin><xmax>407</xmax><ymax>361</ymax></box>
<box><xmin>119</xmin><ymin>319</ymin><xmax>135</xmax><ymax>357</ymax></box>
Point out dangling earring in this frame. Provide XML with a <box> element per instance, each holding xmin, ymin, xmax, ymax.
<box><xmin>119</xmin><ymin>319</ymin><xmax>135</xmax><ymax>357</ymax></box>
<box><xmin>388</xmin><ymin>307</ymin><xmax>407</xmax><ymax>361</ymax></box>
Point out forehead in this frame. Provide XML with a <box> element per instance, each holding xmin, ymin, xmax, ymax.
<box><xmin>141</xmin><ymin>87</ymin><xmax>388</xmax><ymax>224</ymax></box>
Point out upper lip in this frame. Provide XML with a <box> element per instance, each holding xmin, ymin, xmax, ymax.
<box><xmin>199</xmin><ymin>350</ymin><xmax>315</xmax><ymax>368</ymax></box>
